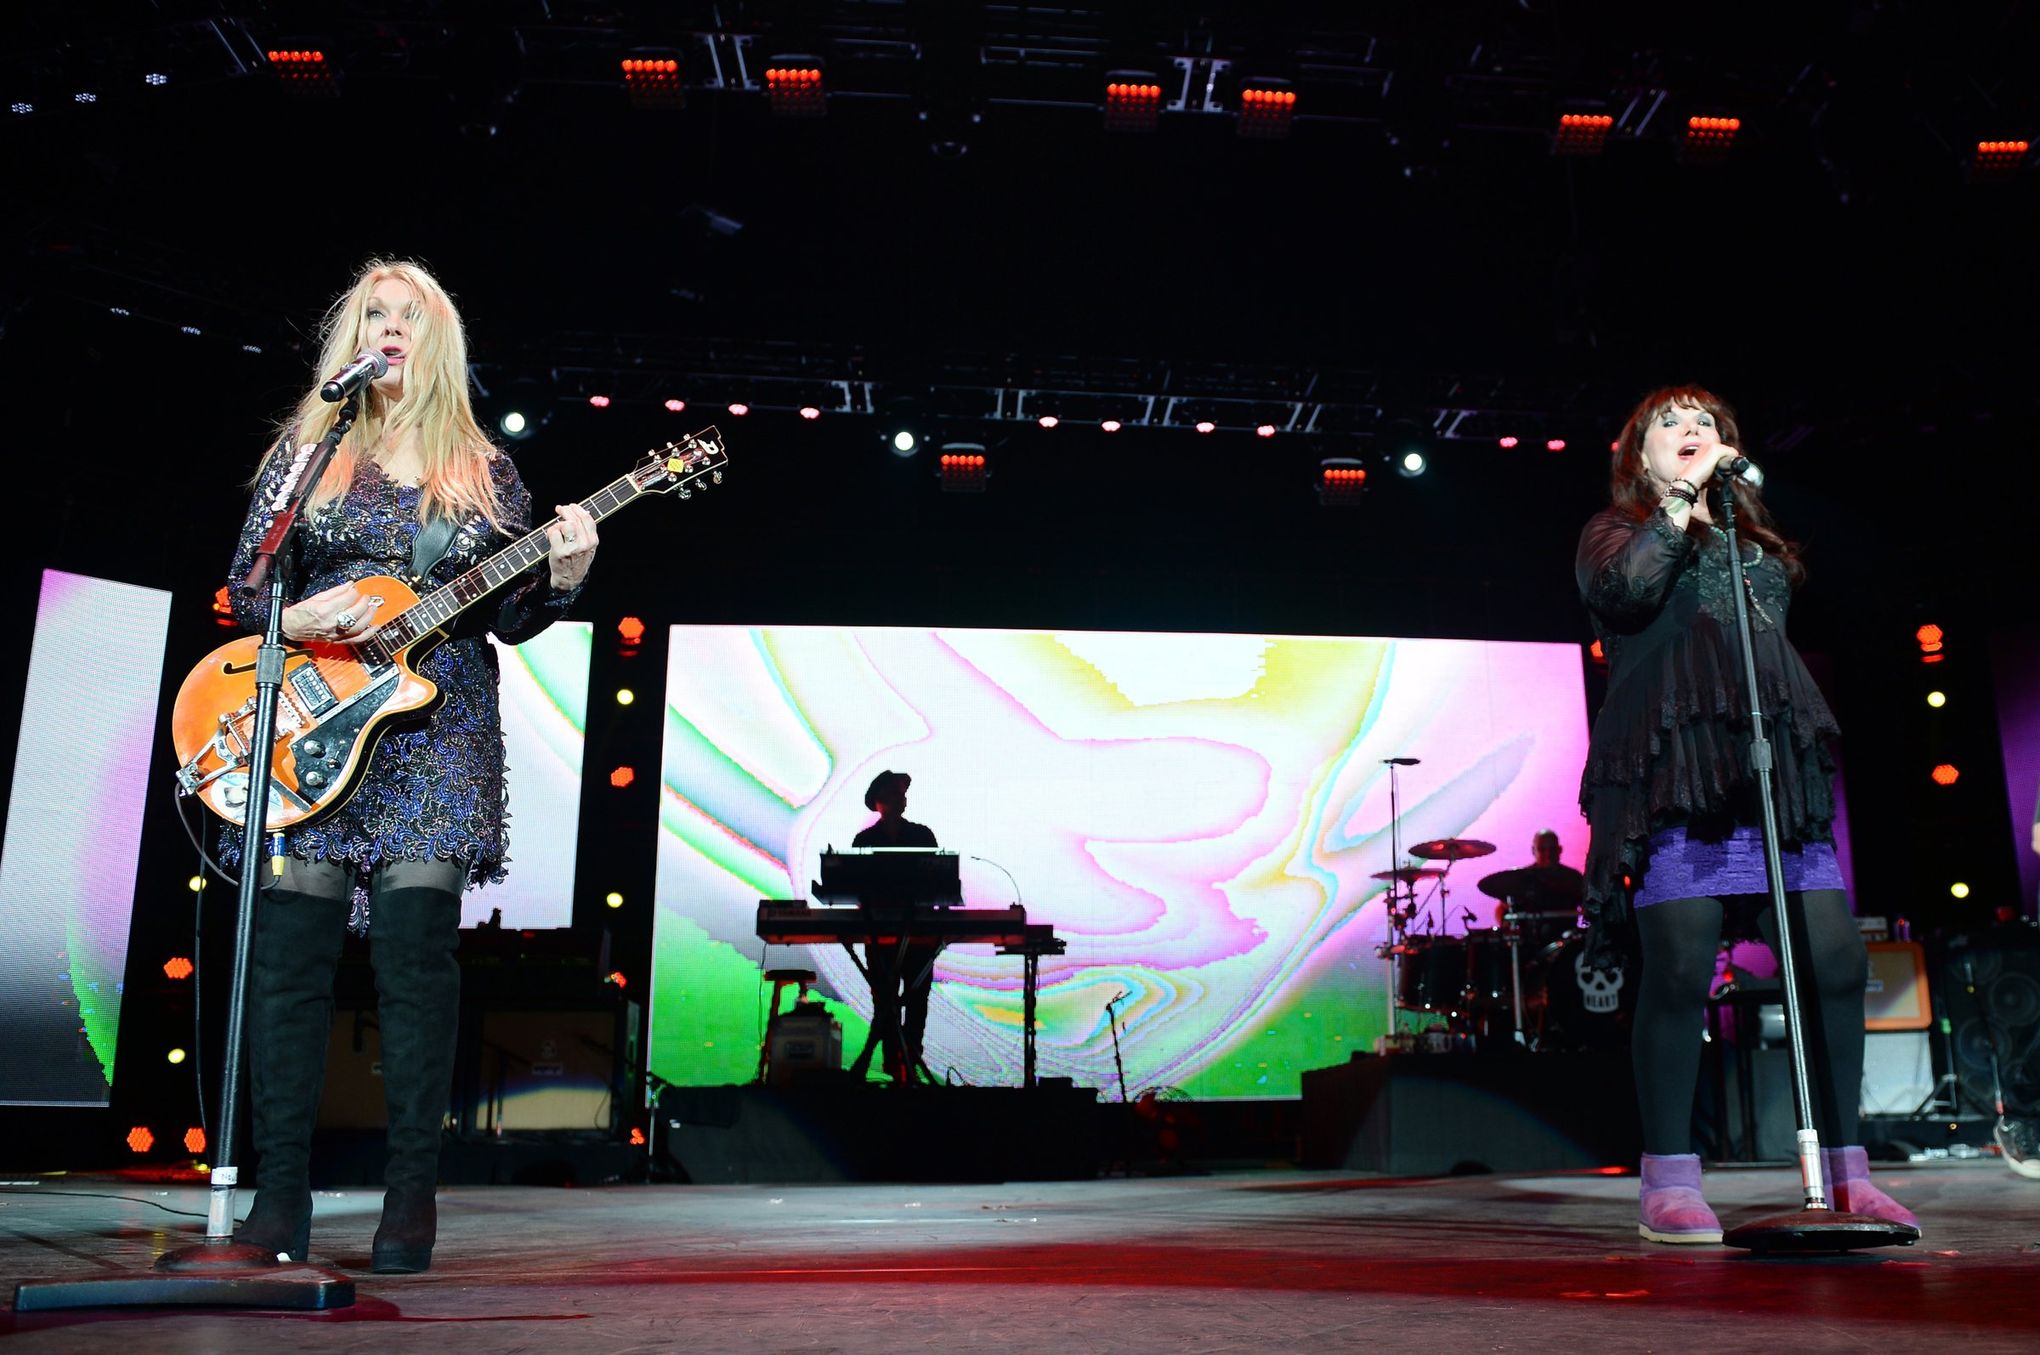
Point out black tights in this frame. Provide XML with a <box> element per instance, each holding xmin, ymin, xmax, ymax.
<box><xmin>1632</xmin><ymin>889</ymin><xmax>1866</xmax><ymax>1156</ymax></box>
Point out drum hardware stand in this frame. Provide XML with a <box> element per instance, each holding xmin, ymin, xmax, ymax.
<box><xmin>1502</xmin><ymin>905</ymin><xmax>1530</xmax><ymax>1046</ymax></box>
<box><xmin>13</xmin><ymin>398</ymin><xmax>365</xmax><ymax>1312</ymax></box>
<box><xmin>1715</xmin><ymin>471</ymin><xmax>1919</xmax><ymax>1255</ymax></box>
<box><xmin>1381</xmin><ymin>757</ymin><xmax>1416</xmax><ymax>1041</ymax></box>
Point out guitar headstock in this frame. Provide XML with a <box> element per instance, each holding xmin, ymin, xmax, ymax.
<box><xmin>633</xmin><ymin>427</ymin><xmax>729</xmax><ymax>499</ymax></box>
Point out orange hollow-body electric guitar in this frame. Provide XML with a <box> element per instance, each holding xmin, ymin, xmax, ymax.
<box><xmin>172</xmin><ymin>430</ymin><xmax>727</xmax><ymax>830</ymax></box>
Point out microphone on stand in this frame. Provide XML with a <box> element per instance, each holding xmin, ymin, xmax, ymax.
<box><xmin>1719</xmin><ymin>456</ymin><xmax>1764</xmax><ymax>488</ymax></box>
<box><xmin>1382</xmin><ymin>757</ymin><xmax>1421</xmax><ymax>766</ymax></box>
<box><xmin>319</xmin><ymin>350</ymin><xmax>390</xmax><ymax>403</ymax></box>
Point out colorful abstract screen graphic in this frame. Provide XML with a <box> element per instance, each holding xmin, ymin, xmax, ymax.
<box><xmin>0</xmin><ymin>571</ymin><xmax>171</xmax><ymax>1105</ymax></box>
<box><xmin>650</xmin><ymin>627</ymin><xmax>1590</xmax><ymax>1099</ymax></box>
<box><xmin>464</xmin><ymin>622</ymin><xmax>592</xmax><ymax>930</ymax></box>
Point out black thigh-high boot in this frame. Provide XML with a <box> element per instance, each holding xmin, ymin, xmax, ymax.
<box><xmin>368</xmin><ymin>884</ymin><xmax>463</xmax><ymax>1273</ymax></box>
<box><xmin>235</xmin><ymin>887</ymin><xmax>348</xmax><ymax>1262</ymax></box>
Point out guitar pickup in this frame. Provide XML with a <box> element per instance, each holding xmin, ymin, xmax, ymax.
<box><xmin>287</xmin><ymin>663</ymin><xmax>337</xmax><ymax>715</ymax></box>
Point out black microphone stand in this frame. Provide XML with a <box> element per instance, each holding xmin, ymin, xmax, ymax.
<box><xmin>1715</xmin><ymin>472</ymin><xmax>1918</xmax><ymax>1255</ymax></box>
<box><xmin>13</xmin><ymin>402</ymin><xmax>364</xmax><ymax>1310</ymax></box>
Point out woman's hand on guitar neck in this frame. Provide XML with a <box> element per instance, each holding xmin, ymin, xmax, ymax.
<box><xmin>283</xmin><ymin>581</ymin><xmax>385</xmax><ymax>645</ymax></box>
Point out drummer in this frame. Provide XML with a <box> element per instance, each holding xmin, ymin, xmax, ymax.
<box><xmin>1487</xmin><ymin>830</ymin><xmax>1585</xmax><ymax>933</ymax></box>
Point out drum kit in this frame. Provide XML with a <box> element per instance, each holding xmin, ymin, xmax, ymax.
<box><xmin>1371</xmin><ymin>770</ymin><xmax>1630</xmax><ymax>1051</ymax></box>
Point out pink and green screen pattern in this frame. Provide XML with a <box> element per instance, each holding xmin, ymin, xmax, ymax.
<box><xmin>649</xmin><ymin>626</ymin><xmax>1590</xmax><ymax>1099</ymax></box>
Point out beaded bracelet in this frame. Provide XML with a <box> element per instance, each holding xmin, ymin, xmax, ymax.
<box><xmin>1663</xmin><ymin>480</ymin><xmax>1698</xmax><ymax>506</ymax></box>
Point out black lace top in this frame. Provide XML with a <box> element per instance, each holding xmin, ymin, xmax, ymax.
<box><xmin>219</xmin><ymin>441</ymin><xmax>581</xmax><ymax>890</ymax></box>
<box><xmin>1575</xmin><ymin>506</ymin><xmax>1839</xmax><ymax>929</ymax></box>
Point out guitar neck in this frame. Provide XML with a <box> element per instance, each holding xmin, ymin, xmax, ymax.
<box><xmin>378</xmin><ymin>472</ymin><xmax>644</xmax><ymax>648</ymax></box>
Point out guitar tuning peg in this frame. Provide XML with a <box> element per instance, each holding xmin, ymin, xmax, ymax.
<box><xmin>677</xmin><ymin>487</ymin><xmax>693</xmax><ymax>499</ymax></box>
<box><xmin>711</xmin><ymin>471</ymin><xmax>723</xmax><ymax>484</ymax></box>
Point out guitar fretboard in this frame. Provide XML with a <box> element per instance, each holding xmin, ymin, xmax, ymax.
<box><xmin>366</xmin><ymin>472</ymin><xmax>643</xmax><ymax>659</ymax></box>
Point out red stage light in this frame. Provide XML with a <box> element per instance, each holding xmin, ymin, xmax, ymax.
<box><xmin>1037</xmin><ymin>415</ymin><xmax>1059</xmax><ymax>429</ymax></box>
<box><xmin>1105</xmin><ymin>77</ymin><xmax>1164</xmax><ymax>132</ymax></box>
<box><xmin>1915</xmin><ymin>624</ymin><xmax>1944</xmax><ymax>649</ymax></box>
<box><xmin>1256</xmin><ymin>424</ymin><xmax>1277</xmax><ymax>438</ymax></box>
<box><xmin>765</xmin><ymin>64</ymin><xmax>826</xmax><ymax>118</ymax></box>
<box><xmin>163</xmin><ymin>957</ymin><xmax>194</xmax><ymax>980</ymax></box>
<box><xmin>664</xmin><ymin>398</ymin><xmax>686</xmax><ymax>413</ymax></box>
<box><xmin>629</xmin><ymin>1127</ymin><xmax>647</xmax><ymax>1146</ymax></box>
<box><xmin>126</xmin><ymin>1126</ymin><xmax>154</xmax><ymax>1153</ymax></box>
<box><xmin>607</xmin><ymin>970</ymin><xmax>629</xmax><ymax>988</ymax></box>
<box><xmin>1590</xmin><ymin>640</ymin><xmax>1606</xmax><ymax>663</ymax></box>
<box><xmin>1239</xmin><ymin>85</ymin><xmax>1297</xmax><ymax>139</ymax></box>
<box><xmin>184</xmin><ymin>1127</ymin><xmax>206</xmax><ymax>1154</ymax></box>
<box><xmin>1681</xmin><ymin>115</ymin><xmax>1740</xmax><ymax>163</ymax></box>
<box><xmin>798</xmin><ymin>405</ymin><xmax>822</xmax><ymax>420</ymax></box>
<box><xmin>1317</xmin><ymin>460</ymin><xmax>1369</xmax><ymax>506</ymax></box>
<box><xmin>727</xmin><ymin>402</ymin><xmax>750</xmax><ymax>416</ymax></box>
<box><xmin>1974</xmin><ymin>140</ymin><xmax>2030</xmax><ymax>181</ymax></box>
<box><xmin>1497</xmin><ymin>436</ymin><xmax>1519</xmax><ymax>449</ymax></box>
<box><xmin>610</xmin><ymin>766</ymin><xmax>636</xmax><ymax>789</ymax></box>
<box><xmin>617</xmin><ymin>616</ymin><xmax>646</xmax><ymax>644</ymax></box>
<box><xmin>622</xmin><ymin>56</ymin><xmax>684</xmax><ymax>110</ymax></box>
<box><xmin>939</xmin><ymin>451</ymin><xmax>990</xmax><ymax>494</ymax></box>
<box><xmin>267</xmin><ymin>48</ymin><xmax>335</xmax><ymax>98</ymax></box>
<box><xmin>1931</xmin><ymin>764</ymin><xmax>1960</xmax><ymax>786</ymax></box>
<box><xmin>587</xmin><ymin>394</ymin><xmax>611</xmax><ymax>408</ymax></box>
<box><xmin>1546</xmin><ymin>438</ymin><xmax>1566</xmax><ymax>452</ymax></box>
<box><xmin>1101</xmin><ymin>420</ymin><xmax>1122</xmax><ymax>433</ymax></box>
<box><xmin>1555</xmin><ymin>112</ymin><xmax>1615</xmax><ymax>157</ymax></box>
<box><xmin>1194</xmin><ymin>421</ymin><xmax>1216</xmax><ymax>434</ymax></box>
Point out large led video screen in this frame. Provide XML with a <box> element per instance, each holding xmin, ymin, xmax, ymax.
<box><xmin>0</xmin><ymin>571</ymin><xmax>171</xmax><ymax>1105</ymax></box>
<box><xmin>464</xmin><ymin>622</ymin><xmax>591</xmax><ymax>930</ymax></box>
<box><xmin>649</xmin><ymin>625</ymin><xmax>1591</xmax><ymax>1100</ymax></box>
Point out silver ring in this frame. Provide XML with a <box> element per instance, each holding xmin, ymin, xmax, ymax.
<box><xmin>336</xmin><ymin>611</ymin><xmax>357</xmax><ymax>630</ymax></box>
<box><xmin>563</xmin><ymin>531</ymin><xmax>576</xmax><ymax>543</ymax></box>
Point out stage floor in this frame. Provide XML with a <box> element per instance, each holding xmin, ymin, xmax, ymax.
<box><xmin>4</xmin><ymin>1161</ymin><xmax>2037</xmax><ymax>1351</ymax></box>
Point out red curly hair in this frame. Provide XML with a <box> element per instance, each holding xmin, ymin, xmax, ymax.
<box><xmin>1610</xmin><ymin>383</ymin><xmax>1803</xmax><ymax>582</ymax></box>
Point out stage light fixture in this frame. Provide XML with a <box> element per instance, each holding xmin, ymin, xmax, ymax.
<box><xmin>1498</xmin><ymin>436</ymin><xmax>1519</xmax><ymax>448</ymax></box>
<box><xmin>1037</xmin><ymin>415</ymin><xmax>1059</xmax><ymax>429</ymax></box>
<box><xmin>163</xmin><ymin>957</ymin><xmax>193</xmax><ymax>980</ymax></box>
<box><xmin>617</xmin><ymin>616</ymin><xmax>646</xmax><ymax>645</ymax></box>
<box><xmin>765</xmin><ymin>59</ymin><xmax>826</xmax><ymax>118</ymax></box>
<box><xmin>74</xmin><ymin>91</ymin><xmax>98</xmax><ymax>104</ymax></box>
<box><xmin>1399</xmin><ymin>450</ymin><xmax>1428</xmax><ymax>477</ymax></box>
<box><xmin>892</xmin><ymin>430</ymin><xmax>918</xmax><ymax>454</ymax></box>
<box><xmin>799</xmin><ymin>405</ymin><xmax>822</xmax><ymax>420</ymax></box>
<box><xmin>1554</xmin><ymin>111</ymin><xmax>1614</xmax><ymax>157</ymax></box>
<box><xmin>500</xmin><ymin>410</ymin><xmax>529</xmax><ymax>436</ymax></box>
<box><xmin>1546</xmin><ymin>438</ymin><xmax>1566</xmax><ymax>452</ymax></box>
<box><xmin>586</xmin><ymin>394</ymin><xmax>611</xmax><ymax>409</ymax></box>
<box><xmin>606</xmin><ymin>892</ymin><xmax>625</xmax><ymax>909</ymax></box>
<box><xmin>621</xmin><ymin>55</ymin><xmax>683</xmax><ymax>111</ymax></box>
<box><xmin>1680</xmin><ymin>115</ymin><xmax>1740</xmax><ymax>164</ymax></box>
<box><xmin>1101</xmin><ymin>420</ymin><xmax>1122</xmax><ymax>433</ymax></box>
<box><xmin>1316</xmin><ymin>458</ymin><xmax>1369</xmax><ymax>507</ymax></box>
<box><xmin>630</xmin><ymin>1127</ymin><xmax>646</xmax><ymax>1146</ymax></box>
<box><xmin>1238</xmin><ymin>82</ymin><xmax>1297</xmax><ymax>139</ymax></box>
<box><xmin>145</xmin><ymin>73</ymin><xmax>169</xmax><ymax>87</ymax></box>
<box><xmin>184</xmin><ymin>1128</ymin><xmax>206</xmax><ymax>1153</ymax></box>
<box><xmin>1104</xmin><ymin>72</ymin><xmax>1164</xmax><ymax>132</ymax></box>
<box><xmin>1931</xmin><ymin>764</ymin><xmax>1960</xmax><ymax>786</ymax></box>
<box><xmin>610</xmin><ymin>766</ymin><xmax>636</xmax><ymax>788</ymax></box>
<box><xmin>187</xmin><ymin>874</ymin><xmax>206</xmax><ymax>891</ymax></box>
<box><xmin>616</xmin><ymin>688</ymin><xmax>636</xmax><ymax>706</ymax></box>
<box><xmin>939</xmin><ymin>445</ymin><xmax>990</xmax><ymax>493</ymax></box>
<box><xmin>267</xmin><ymin>49</ymin><xmax>336</xmax><ymax>98</ymax></box>
<box><xmin>1951</xmin><ymin>882</ymin><xmax>1971</xmax><ymax>899</ymax></box>
<box><xmin>1194</xmin><ymin>421</ymin><xmax>1216</xmax><ymax>434</ymax></box>
<box><xmin>1256</xmin><ymin>424</ymin><xmax>1277</xmax><ymax>438</ymax></box>
<box><xmin>1927</xmin><ymin>691</ymin><xmax>1947</xmax><ymax>708</ymax></box>
<box><xmin>606</xmin><ymin>970</ymin><xmax>629</xmax><ymax>989</ymax></box>
<box><xmin>167</xmin><ymin>1048</ymin><xmax>187</xmax><ymax>1065</ymax></box>
<box><xmin>664</xmin><ymin>398</ymin><xmax>687</xmax><ymax>413</ymax></box>
<box><xmin>126</xmin><ymin>1127</ymin><xmax>154</xmax><ymax>1153</ymax></box>
<box><xmin>727</xmin><ymin>402</ymin><xmax>750</xmax><ymax>417</ymax></box>
<box><xmin>10</xmin><ymin>102</ymin><xmax>31</xmax><ymax>116</ymax></box>
<box><xmin>1972</xmin><ymin>140</ymin><xmax>2030</xmax><ymax>182</ymax></box>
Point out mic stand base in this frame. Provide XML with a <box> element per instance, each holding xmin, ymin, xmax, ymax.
<box><xmin>13</xmin><ymin>1248</ymin><xmax>355</xmax><ymax>1311</ymax></box>
<box><xmin>1722</xmin><ymin>1208</ymin><xmax>1921</xmax><ymax>1255</ymax></box>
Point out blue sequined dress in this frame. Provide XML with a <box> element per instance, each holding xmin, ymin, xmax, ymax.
<box><xmin>221</xmin><ymin>440</ymin><xmax>580</xmax><ymax>891</ymax></box>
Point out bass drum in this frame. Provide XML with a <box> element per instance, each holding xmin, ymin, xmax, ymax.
<box><xmin>1533</xmin><ymin>931</ymin><xmax>1640</xmax><ymax>1052</ymax></box>
<box><xmin>1396</xmin><ymin>936</ymin><xmax>1467</xmax><ymax>1013</ymax></box>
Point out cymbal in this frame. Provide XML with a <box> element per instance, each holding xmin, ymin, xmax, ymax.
<box><xmin>1408</xmin><ymin>837</ymin><xmax>1496</xmax><ymax>861</ymax></box>
<box><xmin>1478</xmin><ymin>864</ymin><xmax>1586</xmax><ymax>901</ymax></box>
<box><xmin>1371</xmin><ymin>866</ymin><xmax>1447</xmax><ymax>883</ymax></box>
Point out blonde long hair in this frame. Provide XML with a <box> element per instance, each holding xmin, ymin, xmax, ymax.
<box><xmin>264</xmin><ymin>259</ymin><xmax>507</xmax><ymax>528</ymax></box>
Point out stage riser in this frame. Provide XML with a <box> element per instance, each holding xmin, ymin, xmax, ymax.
<box><xmin>660</xmin><ymin>1083</ymin><xmax>1104</xmax><ymax>1184</ymax></box>
<box><xmin>1300</xmin><ymin>1053</ymin><xmax>1642</xmax><ymax>1175</ymax></box>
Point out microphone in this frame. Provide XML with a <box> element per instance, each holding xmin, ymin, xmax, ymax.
<box><xmin>1720</xmin><ymin>456</ymin><xmax>1764</xmax><ymax>488</ymax></box>
<box><xmin>319</xmin><ymin>350</ymin><xmax>390</xmax><ymax>403</ymax></box>
<box><xmin>1382</xmin><ymin>757</ymin><xmax>1421</xmax><ymax>766</ymax></box>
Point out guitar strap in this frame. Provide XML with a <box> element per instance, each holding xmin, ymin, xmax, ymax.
<box><xmin>409</xmin><ymin>515</ymin><xmax>459</xmax><ymax>586</ymax></box>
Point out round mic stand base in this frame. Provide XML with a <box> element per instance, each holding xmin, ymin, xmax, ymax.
<box><xmin>1723</xmin><ymin>1209</ymin><xmax>1921</xmax><ymax>1255</ymax></box>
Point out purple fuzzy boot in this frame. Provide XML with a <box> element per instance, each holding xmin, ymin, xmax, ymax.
<box><xmin>1638</xmin><ymin>1153</ymin><xmax>1724</xmax><ymax>1244</ymax></box>
<box><xmin>1822</xmin><ymin>1146</ymin><xmax>1920</xmax><ymax>1229</ymax></box>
